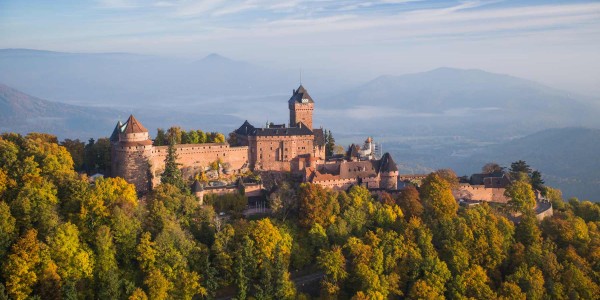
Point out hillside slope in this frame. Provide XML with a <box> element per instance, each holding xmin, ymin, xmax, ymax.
<box><xmin>0</xmin><ymin>83</ymin><xmax>123</xmax><ymax>139</ymax></box>
<box><xmin>452</xmin><ymin>127</ymin><xmax>600</xmax><ymax>201</ymax></box>
<box><xmin>323</xmin><ymin>68</ymin><xmax>600</xmax><ymax>138</ymax></box>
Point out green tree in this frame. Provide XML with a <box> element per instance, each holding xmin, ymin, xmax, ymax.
<box><xmin>47</xmin><ymin>223</ymin><xmax>94</xmax><ymax>284</ymax></box>
<box><xmin>197</xmin><ymin>130</ymin><xmax>207</xmax><ymax>143</ymax></box>
<box><xmin>60</xmin><ymin>139</ymin><xmax>85</xmax><ymax>171</ymax></box>
<box><xmin>507</xmin><ymin>265</ymin><xmax>545</xmax><ymax>300</ymax></box>
<box><xmin>187</xmin><ymin>130</ymin><xmax>200</xmax><ymax>144</ymax></box>
<box><xmin>154</xmin><ymin>128</ymin><xmax>167</xmax><ymax>146</ymax></box>
<box><xmin>325</xmin><ymin>130</ymin><xmax>335</xmax><ymax>158</ymax></box>
<box><xmin>233</xmin><ymin>236</ymin><xmax>256</xmax><ymax>300</ymax></box>
<box><xmin>93</xmin><ymin>226</ymin><xmax>121</xmax><ymax>299</ymax></box>
<box><xmin>273</xmin><ymin>243</ymin><xmax>296</xmax><ymax>299</ymax></box>
<box><xmin>510</xmin><ymin>160</ymin><xmax>532</xmax><ymax>177</ymax></box>
<box><xmin>160</xmin><ymin>140</ymin><xmax>187</xmax><ymax>192</ymax></box>
<box><xmin>530</xmin><ymin>170</ymin><xmax>545</xmax><ymax>193</ymax></box>
<box><xmin>317</xmin><ymin>245</ymin><xmax>348</xmax><ymax>297</ymax></box>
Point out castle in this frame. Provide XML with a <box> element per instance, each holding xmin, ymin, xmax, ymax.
<box><xmin>110</xmin><ymin>85</ymin><xmax>398</xmax><ymax>194</ymax></box>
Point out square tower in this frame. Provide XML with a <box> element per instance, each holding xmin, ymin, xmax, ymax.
<box><xmin>289</xmin><ymin>85</ymin><xmax>314</xmax><ymax>129</ymax></box>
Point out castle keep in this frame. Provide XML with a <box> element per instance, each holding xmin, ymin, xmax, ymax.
<box><xmin>111</xmin><ymin>85</ymin><xmax>334</xmax><ymax>193</ymax></box>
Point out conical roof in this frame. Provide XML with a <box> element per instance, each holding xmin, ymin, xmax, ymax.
<box><xmin>123</xmin><ymin>114</ymin><xmax>148</xmax><ymax>134</ymax></box>
<box><xmin>109</xmin><ymin>121</ymin><xmax>123</xmax><ymax>142</ymax></box>
<box><xmin>235</xmin><ymin>120</ymin><xmax>256</xmax><ymax>135</ymax></box>
<box><xmin>192</xmin><ymin>180</ymin><xmax>204</xmax><ymax>193</ymax></box>
<box><xmin>379</xmin><ymin>153</ymin><xmax>398</xmax><ymax>173</ymax></box>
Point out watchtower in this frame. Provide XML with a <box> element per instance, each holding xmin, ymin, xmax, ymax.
<box><xmin>289</xmin><ymin>85</ymin><xmax>314</xmax><ymax>130</ymax></box>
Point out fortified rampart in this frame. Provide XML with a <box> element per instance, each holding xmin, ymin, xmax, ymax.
<box><xmin>149</xmin><ymin>143</ymin><xmax>248</xmax><ymax>187</ymax></box>
<box><xmin>453</xmin><ymin>183</ymin><xmax>509</xmax><ymax>203</ymax></box>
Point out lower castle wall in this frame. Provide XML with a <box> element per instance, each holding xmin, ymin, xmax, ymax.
<box><xmin>147</xmin><ymin>143</ymin><xmax>248</xmax><ymax>188</ymax></box>
<box><xmin>453</xmin><ymin>184</ymin><xmax>509</xmax><ymax>203</ymax></box>
<box><xmin>312</xmin><ymin>178</ymin><xmax>357</xmax><ymax>191</ymax></box>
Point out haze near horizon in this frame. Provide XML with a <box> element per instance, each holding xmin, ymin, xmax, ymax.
<box><xmin>1</xmin><ymin>0</ymin><xmax>600</xmax><ymax>96</ymax></box>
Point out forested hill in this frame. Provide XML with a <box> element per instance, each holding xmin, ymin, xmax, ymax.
<box><xmin>1</xmin><ymin>132</ymin><xmax>599</xmax><ymax>299</ymax></box>
<box><xmin>454</xmin><ymin>127</ymin><xmax>600</xmax><ymax>201</ymax></box>
<box><xmin>0</xmin><ymin>83</ymin><xmax>120</xmax><ymax>139</ymax></box>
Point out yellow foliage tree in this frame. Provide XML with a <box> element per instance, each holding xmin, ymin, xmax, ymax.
<box><xmin>247</xmin><ymin>218</ymin><xmax>292</xmax><ymax>263</ymax></box>
<box><xmin>2</xmin><ymin>229</ymin><xmax>41</xmax><ymax>300</ymax></box>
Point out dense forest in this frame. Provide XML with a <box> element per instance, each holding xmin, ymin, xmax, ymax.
<box><xmin>1</xmin><ymin>132</ymin><xmax>600</xmax><ymax>300</ymax></box>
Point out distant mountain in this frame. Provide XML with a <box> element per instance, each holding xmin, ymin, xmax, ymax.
<box><xmin>0</xmin><ymin>83</ymin><xmax>245</xmax><ymax>140</ymax></box>
<box><xmin>448</xmin><ymin>127</ymin><xmax>600</xmax><ymax>201</ymax></box>
<box><xmin>322</xmin><ymin>68</ymin><xmax>600</xmax><ymax>139</ymax></box>
<box><xmin>0</xmin><ymin>49</ymin><xmax>336</xmax><ymax>109</ymax></box>
<box><xmin>0</xmin><ymin>83</ymin><xmax>122</xmax><ymax>139</ymax></box>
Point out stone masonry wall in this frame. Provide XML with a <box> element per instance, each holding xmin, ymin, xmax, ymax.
<box><xmin>454</xmin><ymin>184</ymin><xmax>509</xmax><ymax>203</ymax></box>
<box><xmin>149</xmin><ymin>143</ymin><xmax>248</xmax><ymax>187</ymax></box>
<box><xmin>249</xmin><ymin>135</ymin><xmax>314</xmax><ymax>172</ymax></box>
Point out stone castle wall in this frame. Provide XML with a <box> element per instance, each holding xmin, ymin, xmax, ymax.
<box><xmin>249</xmin><ymin>134</ymin><xmax>315</xmax><ymax>172</ymax></box>
<box><xmin>149</xmin><ymin>143</ymin><xmax>248</xmax><ymax>186</ymax></box>
<box><xmin>454</xmin><ymin>184</ymin><xmax>509</xmax><ymax>203</ymax></box>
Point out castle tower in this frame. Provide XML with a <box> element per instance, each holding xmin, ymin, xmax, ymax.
<box><xmin>378</xmin><ymin>153</ymin><xmax>399</xmax><ymax>190</ymax></box>
<box><xmin>289</xmin><ymin>85</ymin><xmax>314</xmax><ymax>130</ymax></box>
<box><xmin>111</xmin><ymin>115</ymin><xmax>154</xmax><ymax>194</ymax></box>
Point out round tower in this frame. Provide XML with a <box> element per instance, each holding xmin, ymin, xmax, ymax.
<box><xmin>379</xmin><ymin>153</ymin><xmax>399</xmax><ymax>190</ymax></box>
<box><xmin>111</xmin><ymin>115</ymin><xmax>154</xmax><ymax>194</ymax></box>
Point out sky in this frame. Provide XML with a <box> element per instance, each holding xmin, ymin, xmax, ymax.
<box><xmin>1</xmin><ymin>0</ymin><xmax>600</xmax><ymax>95</ymax></box>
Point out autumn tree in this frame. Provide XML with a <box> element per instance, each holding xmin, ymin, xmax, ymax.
<box><xmin>298</xmin><ymin>183</ymin><xmax>339</xmax><ymax>228</ymax></box>
<box><xmin>0</xmin><ymin>201</ymin><xmax>16</xmax><ymax>260</ymax></box>
<box><xmin>482</xmin><ymin>162</ymin><xmax>504</xmax><ymax>174</ymax></box>
<box><xmin>505</xmin><ymin>179</ymin><xmax>536</xmax><ymax>214</ymax></box>
<box><xmin>396</xmin><ymin>186</ymin><xmax>423</xmax><ymax>220</ymax></box>
<box><xmin>420</xmin><ymin>173</ymin><xmax>458</xmax><ymax>224</ymax></box>
<box><xmin>317</xmin><ymin>245</ymin><xmax>348</xmax><ymax>297</ymax></box>
<box><xmin>2</xmin><ymin>229</ymin><xmax>41</xmax><ymax>300</ymax></box>
<box><xmin>47</xmin><ymin>222</ymin><xmax>94</xmax><ymax>289</ymax></box>
<box><xmin>166</xmin><ymin>126</ymin><xmax>182</xmax><ymax>144</ymax></box>
<box><xmin>269</xmin><ymin>181</ymin><xmax>298</xmax><ymax>221</ymax></box>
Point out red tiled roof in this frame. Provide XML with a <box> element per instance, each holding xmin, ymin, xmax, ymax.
<box><xmin>124</xmin><ymin>114</ymin><xmax>148</xmax><ymax>134</ymax></box>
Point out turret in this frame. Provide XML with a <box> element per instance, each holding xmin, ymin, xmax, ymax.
<box><xmin>111</xmin><ymin>114</ymin><xmax>153</xmax><ymax>194</ymax></box>
<box><xmin>378</xmin><ymin>152</ymin><xmax>399</xmax><ymax>190</ymax></box>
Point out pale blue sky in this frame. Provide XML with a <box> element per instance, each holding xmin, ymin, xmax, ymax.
<box><xmin>1</xmin><ymin>0</ymin><xmax>599</xmax><ymax>95</ymax></box>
